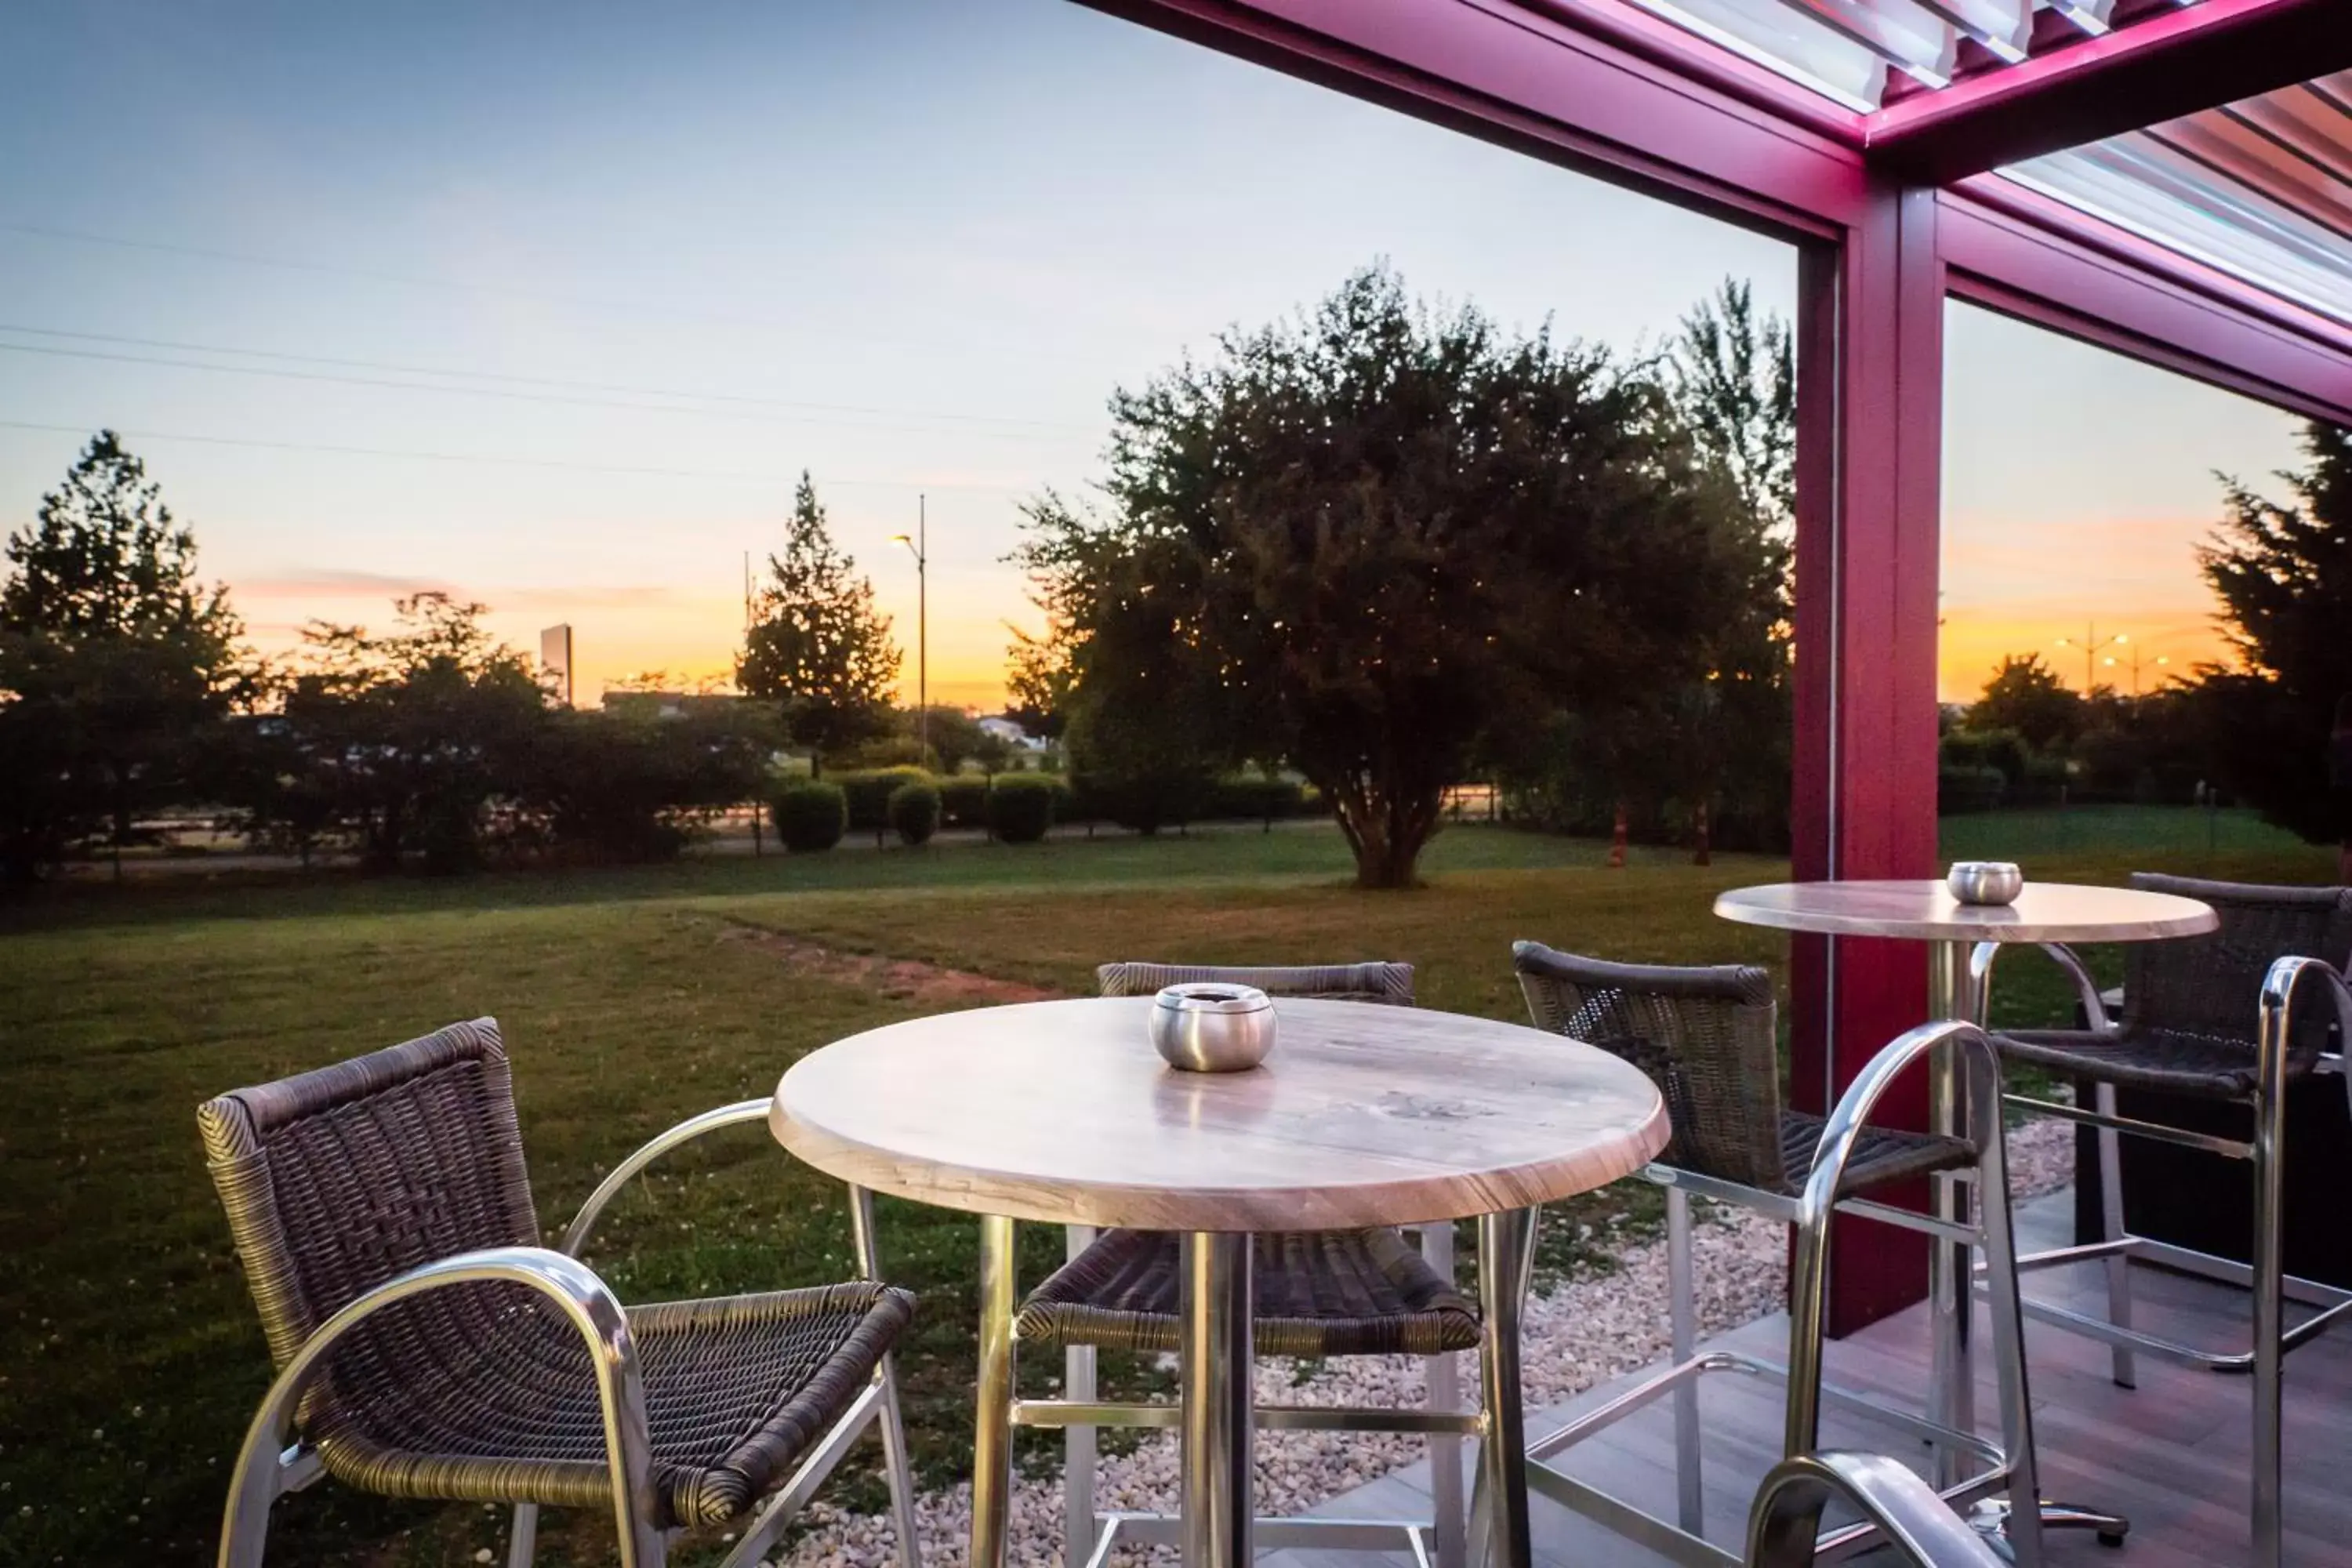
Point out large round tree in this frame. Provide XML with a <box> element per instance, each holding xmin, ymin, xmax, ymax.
<box><xmin>1018</xmin><ymin>265</ymin><xmax>1750</xmax><ymax>889</ymax></box>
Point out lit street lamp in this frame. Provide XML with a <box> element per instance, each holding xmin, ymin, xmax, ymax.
<box><xmin>2053</xmin><ymin>624</ymin><xmax>2126</xmax><ymax>691</ymax></box>
<box><xmin>891</xmin><ymin>495</ymin><xmax>927</xmax><ymax>760</ymax></box>
<box><xmin>2103</xmin><ymin>647</ymin><xmax>2170</xmax><ymax>695</ymax></box>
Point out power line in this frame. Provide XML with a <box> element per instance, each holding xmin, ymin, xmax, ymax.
<box><xmin>0</xmin><ymin>417</ymin><xmax>1036</xmax><ymax>491</ymax></box>
<box><xmin>0</xmin><ymin>220</ymin><xmax>827</xmax><ymax>338</ymax></box>
<box><xmin>0</xmin><ymin>321</ymin><xmax>1096</xmax><ymax>433</ymax></box>
<box><xmin>0</xmin><ymin>340</ymin><xmax>1091</xmax><ymax>444</ymax></box>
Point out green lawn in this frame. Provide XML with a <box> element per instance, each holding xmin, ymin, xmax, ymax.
<box><xmin>1</xmin><ymin>811</ymin><xmax>2332</xmax><ymax>1566</ymax></box>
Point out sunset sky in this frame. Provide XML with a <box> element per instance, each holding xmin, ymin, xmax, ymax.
<box><xmin>0</xmin><ymin>0</ymin><xmax>2311</xmax><ymax>711</ymax></box>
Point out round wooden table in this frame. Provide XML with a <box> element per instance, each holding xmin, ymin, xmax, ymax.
<box><xmin>1713</xmin><ymin>877</ymin><xmax>2217</xmax><ymax>1544</ymax></box>
<box><xmin>771</xmin><ymin>995</ymin><xmax>1670</xmax><ymax>1568</ymax></box>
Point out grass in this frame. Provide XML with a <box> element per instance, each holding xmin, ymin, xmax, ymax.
<box><xmin>0</xmin><ymin>809</ymin><xmax>2332</xmax><ymax>1566</ymax></box>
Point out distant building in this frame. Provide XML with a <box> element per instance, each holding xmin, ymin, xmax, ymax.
<box><xmin>978</xmin><ymin>715</ymin><xmax>1048</xmax><ymax>752</ymax></box>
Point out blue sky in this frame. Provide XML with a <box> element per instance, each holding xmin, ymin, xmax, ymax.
<box><xmin>0</xmin><ymin>0</ymin><xmax>2307</xmax><ymax>704</ymax></box>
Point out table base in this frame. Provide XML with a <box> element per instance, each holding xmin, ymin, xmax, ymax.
<box><xmin>1963</xmin><ymin>1497</ymin><xmax>2130</xmax><ymax>1557</ymax></box>
<box><xmin>1928</xmin><ymin>938</ymin><xmax>2132</xmax><ymax>1559</ymax></box>
<box><xmin>1180</xmin><ymin>1232</ymin><xmax>1254</xmax><ymax>1568</ymax></box>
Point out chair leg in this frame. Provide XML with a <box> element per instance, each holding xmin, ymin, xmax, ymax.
<box><xmin>2250</xmin><ymin>1073</ymin><xmax>2288</xmax><ymax>1568</ymax></box>
<box><xmin>1421</xmin><ymin>1221</ymin><xmax>1467</xmax><ymax>1568</ymax></box>
<box><xmin>1668</xmin><ymin>1185</ymin><xmax>1704</xmax><ymax>1537</ymax></box>
<box><xmin>1977</xmin><ymin>1111</ymin><xmax>2045</xmax><ymax>1568</ymax></box>
<box><xmin>877</xmin><ymin>1356</ymin><xmax>924</xmax><ymax>1568</ymax></box>
<box><xmin>1782</xmin><ymin>1196</ymin><xmax>1833</xmax><ymax>1457</ymax></box>
<box><xmin>2092</xmin><ymin>1082</ymin><xmax>2137</xmax><ymax>1389</ymax></box>
<box><xmin>1465</xmin><ymin>1456</ymin><xmax>1491</xmax><ymax>1568</ymax></box>
<box><xmin>1063</xmin><ymin>1223</ymin><xmax>1098</xmax><ymax>1568</ymax></box>
<box><xmin>506</xmin><ymin>1503</ymin><xmax>538</xmax><ymax>1568</ymax></box>
<box><xmin>971</xmin><ymin>1214</ymin><xmax>1018</xmax><ymax>1568</ymax></box>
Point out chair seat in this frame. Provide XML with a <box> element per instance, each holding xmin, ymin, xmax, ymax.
<box><xmin>311</xmin><ymin>1280</ymin><xmax>913</xmax><ymax>1528</ymax></box>
<box><xmin>1018</xmin><ymin>1226</ymin><xmax>1479</xmax><ymax>1358</ymax></box>
<box><xmin>1778</xmin><ymin>1112</ymin><xmax>1976</xmax><ymax>1196</ymax></box>
<box><xmin>1993</xmin><ymin>1026</ymin><xmax>2309</xmax><ymax>1101</ymax></box>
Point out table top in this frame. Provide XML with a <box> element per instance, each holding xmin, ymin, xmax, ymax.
<box><xmin>1712</xmin><ymin>879</ymin><xmax>2218</xmax><ymax>944</ymax></box>
<box><xmin>768</xmin><ymin>996</ymin><xmax>1670</xmax><ymax>1232</ymax></box>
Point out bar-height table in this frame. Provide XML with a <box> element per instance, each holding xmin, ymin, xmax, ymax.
<box><xmin>768</xmin><ymin>994</ymin><xmax>1670</xmax><ymax>1568</ymax></box>
<box><xmin>1714</xmin><ymin>878</ymin><xmax>2216</xmax><ymax>1545</ymax></box>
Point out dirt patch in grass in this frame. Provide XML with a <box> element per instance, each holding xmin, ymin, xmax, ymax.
<box><xmin>718</xmin><ymin>918</ymin><xmax>1064</xmax><ymax>1007</ymax></box>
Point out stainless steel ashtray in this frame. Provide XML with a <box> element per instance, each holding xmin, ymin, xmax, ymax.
<box><xmin>1149</xmin><ymin>983</ymin><xmax>1277</xmax><ymax>1073</ymax></box>
<box><xmin>1947</xmin><ymin>860</ymin><xmax>2024</xmax><ymax>906</ymax></box>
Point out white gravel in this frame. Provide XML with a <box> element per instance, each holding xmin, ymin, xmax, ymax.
<box><xmin>768</xmin><ymin>1119</ymin><xmax>2076</xmax><ymax>1568</ymax></box>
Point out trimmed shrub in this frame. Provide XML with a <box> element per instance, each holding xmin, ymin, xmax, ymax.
<box><xmin>1938</xmin><ymin>728</ymin><xmax>2029</xmax><ymax>789</ymax></box>
<box><xmin>838</xmin><ymin>767</ymin><xmax>933</xmax><ymax>833</ymax></box>
<box><xmin>1206</xmin><ymin>775</ymin><xmax>1306</xmax><ymax>822</ymax></box>
<box><xmin>888</xmin><ymin>782</ymin><xmax>941</xmax><ymax>846</ymax></box>
<box><xmin>1937</xmin><ymin>766</ymin><xmax>2006</xmax><ymax>815</ymax></box>
<box><xmin>988</xmin><ymin>775</ymin><xmax>1058</xmax><ymax>844</ymax></box>
<box><xmin>938</xmin><ymin>775</ymin><xmax>990</xmax><ymax>830</ymax></box>
<box><xmin>772</xmin><ymin>782</ymin><xmax>848</xmax><ymax>851</ymax></box>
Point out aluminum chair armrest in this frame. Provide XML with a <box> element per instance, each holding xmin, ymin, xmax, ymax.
<box><xmin>220</xmin><ymin>1246</ymin><xmax>659</xmax><ymax>1568</ymax></box>
<box><xmin>2263</xmin><ymin>956</ymin><xmax>2352</xmax><ymax>1114</ymax></box>
<box><xmin>1798</xmin><ymin>1022</ymin><xmax>1996</xmax><ymax>1228</ymax></box>
<box><xmin>1970</xmin><ymin>940</ymin><xmax>2111</xmax><ymax>1034</ymax></box>
<box><xmin>1747</xmin><ymin>1451</ymin><xmax>2003</xmax><ymax>1567</ymax></box>
<box><xmin>563</xmin><ymin>1100</ymin><xmax>771</xmax><ymax>1257</ymax></box>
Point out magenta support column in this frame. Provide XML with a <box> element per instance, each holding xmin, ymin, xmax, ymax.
<box><xmin>1791</xmin><ymin>180</ymin><xmax>1946</xmax><ymax>1337</ymax></box>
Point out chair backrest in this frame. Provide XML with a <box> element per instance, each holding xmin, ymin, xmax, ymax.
<box><xmin>197</xmin><ymin>1018</ymin><xmax>540</xmax><ymax>1391</ymax></box>
<box><xmin>1514</xmin><ymin>942</ymin><xmax>1785</xmax><ymax>1192</ymax></box>
<box><xmin>2122</xmin><ymin>875</ymin><xmax>2352</xmax><ymax>1065</ymax></box>
<box><xmin>1096</xmin><ymin>960</ymin><xmax>1415</xmax><ymax>1006</ymax></box>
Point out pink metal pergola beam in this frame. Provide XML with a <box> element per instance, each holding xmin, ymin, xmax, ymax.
<box><xmin>1089</xmin><ymin>0</ymin><xmax>2352</xmax><ymax>416</ymax></box>
<box><xmin>1865</xmin><ymin>0</ymin><xmax>2352</xmax><ymax>183</ymax></box>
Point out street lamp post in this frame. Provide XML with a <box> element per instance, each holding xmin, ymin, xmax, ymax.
<box><xmin>2111</xmin><ymin>647</ymin><xmax>2169</xmax><ymax>695</ymax></box>
<box><xmin>891</xmin><ymin>495</ymin><xmax>927</xmax><ymax>762</ymax></box>
<box><xmin>2053</xmin><ymin>623</ymin><xmax>2127</xmax><ymax>691</ymax></box>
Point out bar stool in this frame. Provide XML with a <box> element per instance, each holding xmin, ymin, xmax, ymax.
<box><xmin>1015</xmin><ymin>961</ymin><xmax>1477</xmax><ymax>1568</ymax></box>
<box><xmin>1510</xmin><ymin>944</ymin><xmax>2046</xmax><ymax>1567</ymax></box>
<box><xmin>1976</xmin><ymin>874</ymin><xmax>2352</xmax><ymax>1568</ymax></box>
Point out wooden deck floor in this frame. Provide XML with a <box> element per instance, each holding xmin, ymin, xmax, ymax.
<box><xmin>1272</xmin><ymin>1192</ymin><xmax>2352</xmax><ymax>1566</ymax></box>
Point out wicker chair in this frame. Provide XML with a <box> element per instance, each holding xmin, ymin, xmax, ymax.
<box><xmin>199</xmin><ymin>1018</ymin><xmax>921</xmax><ymax>1568</ymax></box>
<box><xmin>1511</xmin><ymin>944</ymin><xmax>2049</xmax><ymax>1567</ymax></box>
<box><xmin>1010</xmin><ymin>961</ymin><xmax>1478</xmax><ymax>1568</ymax></box>
<box><xmin>1977</xmin><ymin>874</ymin><xmax>2352</xmax><ymax>1568</ymax></box>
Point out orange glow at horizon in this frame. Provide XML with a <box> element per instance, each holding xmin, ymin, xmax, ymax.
<box><xmin>1936</xmin><ymin>508</ymin><xmax>2238</xmax><ymax>706</ymax></box>
<box><xmin>233</xmin><ymin>577</ymin><xmax>1015</xmax><ymax>713</ymax></box>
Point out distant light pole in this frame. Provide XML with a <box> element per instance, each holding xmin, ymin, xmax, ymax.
<box><xmin>891</xmin><ymin>494</ymin><xmax>927</xmax><ymax>760</ymax></box>
<box><xmin>2053</xmin><ymin>623</ymin><xmax>2127</xmax><ymax>691</ymax></box>
<box><xmin>2107</xmin><ymin>647</ymin><xmax>2169</xmax><ymax>695</ymax></box>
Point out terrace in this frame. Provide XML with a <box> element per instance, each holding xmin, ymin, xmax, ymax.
<box><xmin>7</xmin><ymin>2</ymin><xmax>2352</xmax><ymax>1567</ymax></box>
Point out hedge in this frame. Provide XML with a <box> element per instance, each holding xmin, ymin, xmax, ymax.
<box><xmin>837</xmin><ymin>767</ymin><xmax>934</xmax><ymax>833</ymax></box>
<box><xmin>888</xmin><ymin>782</ymin><xmax>940</xmax><ymax>847</ymax></box>
<box><xmin>988</xmin><ymin>775</ymin><xmax>1058</xmax><ymax>844</ymax></box>
<box><xmin>1937</xmin><ymin>766</ymin><xmax>2006</xmax><ymax>815</ymax></box>
<box><xmin>772</xmin><ymin>782</ymin><xmax>848</xmax><ymax>851</ymax></box>
<box><xmin>938</xmin><ymin>776</ymin><xmax>990</xmax><ymax>830</ymax></box>
<box><xmin>1205</xmin><ymin>775</ymin><xmax>1308</xmax><ymax>822</ymax></box>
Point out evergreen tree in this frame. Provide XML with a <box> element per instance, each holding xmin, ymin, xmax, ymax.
<box><xmin>0</xmin><ymin>431</ymin><xmax>249</xmax><ymax>880</ymax></box>
<box><xmin>736</xmin><ymin>473</ymin><xmax>900</xmax><ymax>772</ymax></box>
<box><xmin>2192</xmin><ymin>422</ymin><xmax>2352</xmax><ymax>842</ymax></box>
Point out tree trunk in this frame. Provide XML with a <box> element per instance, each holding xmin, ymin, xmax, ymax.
<box><xmin>1341</xmin><ymin>783</ymin><xmax>1440</xmax><ymax>891</ymax></box>
<box><xmin>1691</xmin><ymin>797</ymin><xmax>1711</xmax><ymax>866</ymax></box>
<box><xmin>1608</xmin><ymin>802</ymin><xmax>1629</xmax><ymax>869</ymax></box>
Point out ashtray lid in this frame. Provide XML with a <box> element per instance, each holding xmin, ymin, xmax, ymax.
<box><xmin>1152</xmin><ymin>982</ymin><xmax>1273</xmax><ymax>1014</ymax></box>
